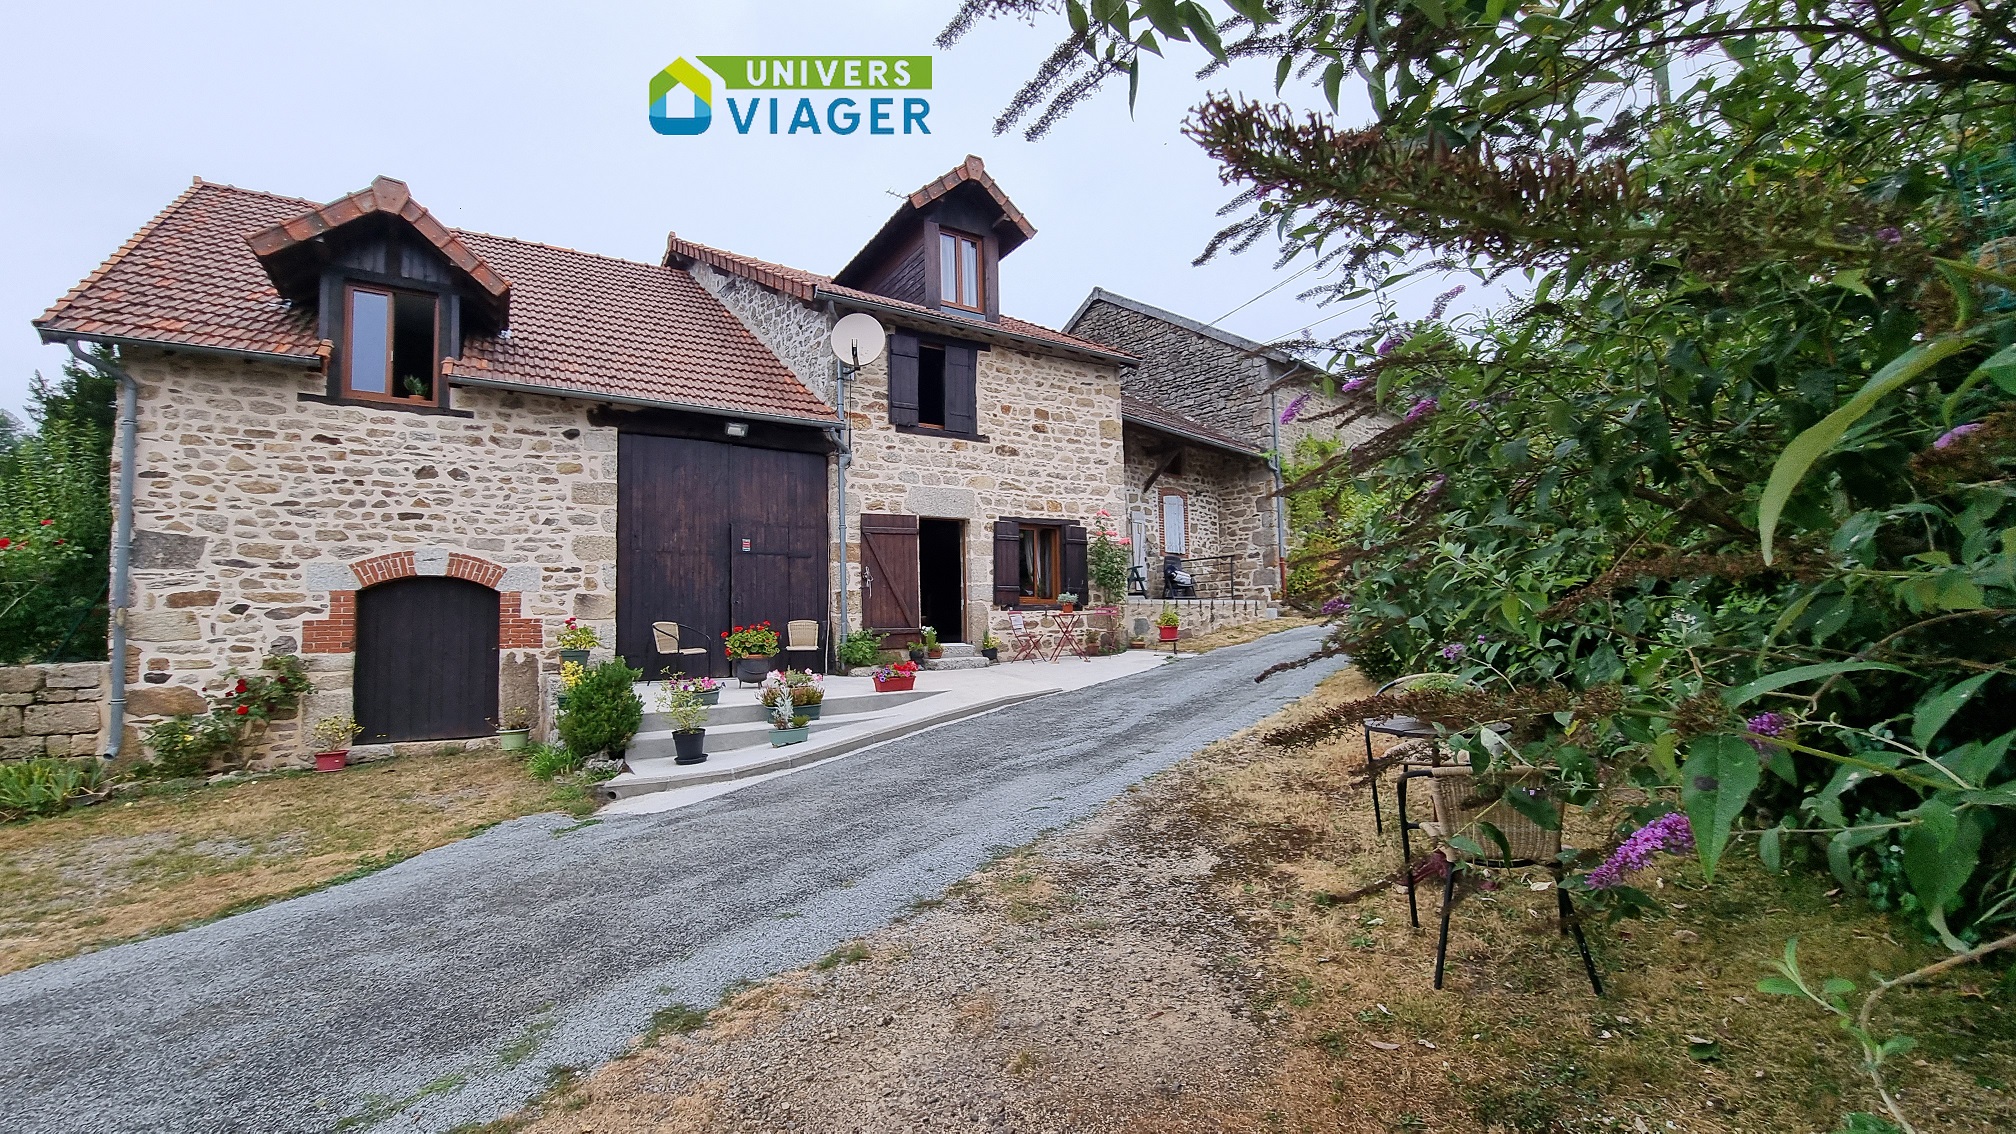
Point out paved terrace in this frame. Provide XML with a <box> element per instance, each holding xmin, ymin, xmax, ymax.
<box><xmin>0</xmin><ymin>627</ymin><xmax>1344</xmax><ymax>1134</ymax></box>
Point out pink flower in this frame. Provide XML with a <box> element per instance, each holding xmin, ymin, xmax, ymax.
<box><xmin>1340</xmin><ymin>376</ymin><xmax>1371</xmax><ymax>394</ymax></box>
<box><xmin>1405</xmin><ymin>398</ymin><xmax>1439</xmax><ymax>422</ymax></box>
<box><xmin>1280</xmin><ymin>392</ymin><xmax>1313</xmax><ymax>423</ymax></box>
<box><xmin>1116</xmin><ymin>536</ymin><xmax>1131</xmax><ymax>546</ymax></box>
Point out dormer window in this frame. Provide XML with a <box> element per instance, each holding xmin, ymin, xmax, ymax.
<box><xmin>343</xmin><ymin>284</ymin><xmax>439</xmax><ymax>404</ymax></box>
<box><xmin>938</xmin><ymin>229</ymin><xmax>982</xmax><ymax>312</ymax></box>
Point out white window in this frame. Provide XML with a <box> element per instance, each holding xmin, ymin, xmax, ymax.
<box><xmin>1160</xmin><ymin>492</ymin><xmax>1187</xmax><ymax>556</ymax></box>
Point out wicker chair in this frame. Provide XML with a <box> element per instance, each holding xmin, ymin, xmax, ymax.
<box><xmin>784</xmin><ymin>619</ymin><xmax>822</xmax><ymax>671</ymax></box>
<box><xmin>1396</xmin><ymin>764</ymin><xmax>1602</xmax><ymax>994</ymax></box>
<box><xmin>1362</xmin><ymin>673</ymin><xmax>1477</xmax><ymax>834</ymax></box>
<box><xmin>650</xmin><ymin>622</ymin><xmax>710</xmax><ymax>676</ymax></box>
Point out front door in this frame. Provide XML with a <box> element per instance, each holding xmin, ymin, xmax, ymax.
<box><xmin>354</xmin><ymin>576</ymin><xmax>499</xmax><ymax>743</ymax></box>
<box><xmin>860</xmin><ymin>512</ymin><xmax>920</xmax><ymax>645</ymax></box>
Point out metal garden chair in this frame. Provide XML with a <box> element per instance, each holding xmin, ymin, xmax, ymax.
<box><xmin>651</xmin><ymin>622</ymin><xmax>710</xmax><ymax>676</ymax></box>
<box><xmin>1396</xmin><ymin>763</ymin><xmax>1602</xmax><ymax>994</ymax></box>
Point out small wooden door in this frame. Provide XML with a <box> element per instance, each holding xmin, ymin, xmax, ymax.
<box><xmin>860</xmin><ymin>512</ymin><xmax>920</xmax><ymax>643</ymax></box>
<box><xmin>354</xmin><ymin>576</ymin><xmax>498</xmax><ymax>744</ymax></box>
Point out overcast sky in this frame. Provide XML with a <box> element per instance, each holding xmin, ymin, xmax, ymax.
<box><xmin>0</xmin><ymin>1</ymin><xmax>1477</xmax><ymax>423</ymax></box>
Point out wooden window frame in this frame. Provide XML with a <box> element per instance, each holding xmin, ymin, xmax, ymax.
<box><xmin>1017</xmin><ymin>521</ymin><xmax>1063</xmax><ymax>605</ymax></box>
<box><xmin>341</xmin><ymin>282</ymin><xmax>441</xmax><ymax>407</ymax></box>
<box><xmin>937</xmin><ymin>228</ymin><xmax>984</xmax><ymax>313</ymax></box>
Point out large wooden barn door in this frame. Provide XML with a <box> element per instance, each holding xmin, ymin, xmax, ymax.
<box><xmin>354</xmin><ymin>576</ymin><xmax>498</xmax><ymax>743</ymax></box>
<box><xmin>617</xmin><ymin>433</ymin><xmax>828</xmax><ymax>678</ymax></box>
<box><xmin>860</xmin><ymin>512</ymin><xmax>921</xmax><ymax>645</ymax></box>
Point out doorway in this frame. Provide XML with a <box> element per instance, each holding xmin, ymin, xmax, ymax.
<box><xmin>918</xmin><ymin>518</ymin><xmax>965</xmax><ymax>642</ymax></box>
<box><xmin>354</xmin><ymin>576</ymin><xmax>499</xmax><ymax>744</ymax></box>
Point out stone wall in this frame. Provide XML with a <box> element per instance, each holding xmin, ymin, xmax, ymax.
<box><xmin>1121</xmin><ymin>432</ymin><xmax>1277</xmax><ymax>600</ymax></box>
<box><xmin>117</xmin><ymin>348</ymin><xmax>619</xmax><ymax>767</ymax></box>
<box><xmin>686</xmin><ymin>263</ymin><xmax>838</xmax><ymax>406</ymax></box>
<box><xmin>1069</xmin><ymin>297</ymin><xmax>1270</xmax><ymax>448</ymax></box>
<box><xmin>0</xmin><ymin>663</ymin><xmax>108</xmax><ymax>760</ymax></box>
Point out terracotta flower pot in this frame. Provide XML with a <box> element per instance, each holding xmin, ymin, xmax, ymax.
<box><xmin>1159</xmin><ymin>625</ymin><xmax>1180</xmax><ymax>642</ymax></box>
<box><xmin>314</xmin><ymin>750</ymin><xmax>348</xmax><ymax>773</ymax></box>
<box><xmin>926</xmin><ymin>647</ymin><xmax>944</xmax><ymax>659</ymax></box>
<box><xmin>1060</xmin><ymin>602</ymin><xmax>1075</xmax><ymax>613</ymax></box>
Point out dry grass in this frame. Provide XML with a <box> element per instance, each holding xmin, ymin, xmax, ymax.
<box><xmin>1173</xmin><ymin>667</ymin><xmax>2016</xmax><ymax>1133</ymax></box>
<box><xmin>0</xmin><ymin>748</ymin><xmax>583</xmax><ymax>975</ymax></box>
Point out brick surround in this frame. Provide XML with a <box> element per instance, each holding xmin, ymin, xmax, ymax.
<box><xmin>301</xmin><ymin>551</ymin><xmax>538</xmax><ymax>656</ymax></box>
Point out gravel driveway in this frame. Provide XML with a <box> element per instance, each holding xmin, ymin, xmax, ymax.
<box><xmin>0</xmin><ymin>627</ymin><xmax>1343</xmax><ymax>1134</ymax></box>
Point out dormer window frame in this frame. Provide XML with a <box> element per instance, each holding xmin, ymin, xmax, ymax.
<box><xmin>937</xmin><ymin>227</ymin><xmax>984</xmax><ymax>313</ymax></box>
<box><xmin>338</xmin><ymin>280</ymin><xmax>443</xmax><ymax>407</ymax></box>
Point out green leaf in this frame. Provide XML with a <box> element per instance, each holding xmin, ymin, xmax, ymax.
<box><xmin>1647</xmin><ymin>730</ymin><xmax>1679</xmax><ymax>781</ymax></box>
<box><xmin>1225</xmin><ymin>0</ymin><xmax>1276</xmax><ymax>25</ymax></box>
<box><xmin>1179</xmin><ymin>2</ymin><xmax>1225</xmax><ymax>58</ymax></box>
<box><xmin>1139</xmin><ymin>0</ymin><xmax>1187</xmax><ymax>39</ymax></box>
<box><xmin>1273</xmin><ymin>52</ymin><xmax>1293</xmax><ymax>94</ymax></box>
<box><xmin>1721</xmin><ymin>661</ymin><xmax>1907</xmax><ymax>708</ymax></box>
<box><xmin>1682</xmin><ymin>735</ymin><xmax>1762</xmax><ymax>883</ymax></box>
<box><xmin>1911</xmin><ymin>672</ymin><xmax>1993</xmax><ymax>753</ymax></box>
<box><xmin>1986</xmin><ymin>343</ymin><xmax>2016</xmax><ymax>395</ymax></box>
<box><xmin>1759</xmin><ymin>824</ymin><xmax>1783</xmax><ymax>873</ymax></box>
<box><xmin>1758</xmin><ymin>334</ymin><xmax>1978</xmax><ymax>563</ymax></box>
<box><xmin>1900</xmin><ymin>797</ymin><xmax>1985</xmax><ymax>934</ymax></box>
<box><xmin>1322</xmin><ymin>60</ymin><xmax>1344</xmax><ymax>111</ymax></box>
<box><xmin>1757</xmin><ymin>976</ymin><xmax>1804</xmax><ymax>997</ymax></box>
<box><xmin>1831</xmin><ymin>268</ymin><xmax>1874</xmax><ymax>299</ymax></box>
<box><xmin>1412</xmin><ymin>0</ymin><xmax>1448</xmax><ymax>26</ymax></box>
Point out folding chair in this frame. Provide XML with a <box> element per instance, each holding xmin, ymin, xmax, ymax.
<box><xmin>1397</xmin><ymin>764</ymin><xmax>1602</xmax><ymax>994</ymax></box>
<box><xmin>1006</xmin><ymin>612</ymin><xmax>1045</xmax><ymax>663</ymax></box>
<box><xmin>784</xmin><ymin>619</ymin><xmax>822</xmax><ymax>671</ymax></box>
<box><xmin>651</xmin><ymin>622</ymin><xmax>711</xmax><ymax>676</ymax></box>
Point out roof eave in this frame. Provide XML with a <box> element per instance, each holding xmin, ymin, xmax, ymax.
<box><xmin>35</xmin><ymin>327</ymin><xmax>324</xmax><ymax>369</ymax></box>
<box><xmin>445</xmin><ymin>372</ymin><xmax>841</xmax><ymax>430</ymax></box>
<box><xmin>1120</xmin><ymin>413</ymin><xmax>1266</xmax><ymax>460</ymax></box>
<box><xmin>814</xmin><ymin>288</ymin><xmax>1135</xmax><ymax>367</ymax></box>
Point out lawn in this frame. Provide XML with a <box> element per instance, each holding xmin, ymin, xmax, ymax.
<box><xmin>0</xmin><ymin>748</ymin><xmax>590</xmax><ymax>976</ymax></box>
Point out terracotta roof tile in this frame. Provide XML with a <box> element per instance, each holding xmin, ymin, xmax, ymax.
<box><xmin>664</xmin><ymin>235</ymin><xmax>1133</xmax><ymax>363</ymax></box>
<box><xmin>1122</xmin><ymin>393</ymin><xmax>1264</xmax><ymax>457</ymax></box>
<box><xmin>907</xmin><ymin>155</ymin><xmax>1035</xmax><ymax>243</ymax></box>
<box><xmin>36</xmin><ymin>180</ymin><xmax>833</xmax><ymax>422</ymax></box>
<box><xmin>246</xmin><ymin>175</ymin><xmax>510</xmax><ymax>306</ymax></box>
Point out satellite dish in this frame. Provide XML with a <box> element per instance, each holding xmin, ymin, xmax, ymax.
<box><xmin>830</xmin><ymin>312</ymin><xmax>887</xmax><ymax>366</ymax></box>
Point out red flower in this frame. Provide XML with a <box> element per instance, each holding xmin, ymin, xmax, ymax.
<box><xmin>235</xmin><ymin>680</ymin><xmax>248</xmax><ymax>694</ymax></box>
<box><xmin>39</xmin><ymin>519</ymin><xmax>53</xmax><ymax>526</ymax></box>
<box><xmin>235</xmin><ymin>704</ymin><xmax>249</xmax><ymax>716</ymax></box>
<box><xmin>0</xmin><ymin>538</ymin><xmax>10</xmax><ymax>550</ymax></box>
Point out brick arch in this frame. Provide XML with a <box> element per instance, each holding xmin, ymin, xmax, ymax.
<box><xmin>303</xmin><ymin>551</ymin><xmax>543</xmax><ymax>654</ymax></box>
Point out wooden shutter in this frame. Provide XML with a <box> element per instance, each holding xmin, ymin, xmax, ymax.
<box><xmin>860</xmin><ymin>512</ymin><xmax>921</xmax><ymax>636</ymax></box>
<box><xmin>943</xmin><ymin>344</ymin><xmax>978</xmax><ymax>436</ymax></box>
<box><xmin>887</xmin><ymin>332</ymin><xmax>920</xmax><ymax>427</ymax></box>
<box><xmin>992</xmin><ymin>520</ymin><xmax>1022</xmax><ymax>609</ymax></box>
<box><xmin>1063</xmin><ymin>523</ymin><xmax>1089</xmax><ymax>602</ymax></box>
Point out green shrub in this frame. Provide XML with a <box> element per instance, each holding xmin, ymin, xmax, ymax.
<box><xmin>556</xmin><ymin>659</ymin><xmax>642</xmax><ymax>761</ymax></box>
<box><xmin>837</xmin><ymin>629</ymin><xmax>883</xmax><ymax>669</ymax></box>
<box><xmin>141</xmin><ymin>713</ymin><xmax>235</xmax><ymax>778</ymax></box>
<box><xmin>525</xmin><ymin>742</ymin><xmax>582</xmax><ymax>781</ymax></box>
<box><xmin>0</xmin><ymin>757</ymin><xmax>105</xmax><ymax>822</ymax></box>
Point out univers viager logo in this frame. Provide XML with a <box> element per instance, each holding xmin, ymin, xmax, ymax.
<box><xmin>649</xmin><ymin>55</ymin><xmax>933</xmax><ymax>137</ymax></box>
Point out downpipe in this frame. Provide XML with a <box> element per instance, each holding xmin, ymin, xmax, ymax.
<box><xmin>68</xmin><ymin>341</ymin><xmax>138</xmax><ymax>762</ymax></box>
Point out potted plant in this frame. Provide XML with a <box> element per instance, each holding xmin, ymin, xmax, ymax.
<box><xmin>309</xmin><ymin>716</ymin><xmax>362</xmax><ymax>772</ymax></box>
<box><xmin>497</xmin><ymin>706</ymin><xmax>532</xmax><ymax>751</ymax></box>
<box><xmin>557</xmin><ymin>617</ymin><xmax>599</xmax><ymax>666</ymax></box>
<box><xmin>1156</xmin><ymin>607</ymin><xmax>1181</xmax><ymax>642</ymax></box>
<box><xmin>980</xmin><ymin>631</ymin><xmax>1000</xmax><ymax>662</ymax></box>
<box><xmin>667</xmin><ymin>672</ymin><xmax>721</xmax><ymax>706</ymax></box>
<box><xmin>872</xmin><ymin>659</ymin><xmax>919</xmax><ymax>692</ymax></box>
<box><xmin>921</xmin><ymin>625</ymin><xmax>943</xmax><ymax>659</ymax></box>
<box><xmin>906</xmin><ymin>637</ymin><xmax>928</xmax><ymax>663</ymax></box>
<box><xmin>723</xmin><ymin>620</ymin><xmax>780</xmax><ymax>685</ymax></box>
<box><xmin>1058</xmin><ymin>591</ymin><xmax>1078</xmax><ymax>613</ymax></box>
<box><xmin>768</xmin><ymin>694</ymin><xmax>811</xmax><ymax>747</ymax></box>
<box><xmin>663</xmin><ymin>689</ymin><xmax>709</xmax><ymax>765</ymax></box>
<box><xmin>760</xmin><ymin>670</ymin><xmax>827</xmax><ymax>721</ymax></box>
<box><xmin>557</xmin><ymin>658</ymin><xmax>585</xmax><ymax>709</ymax></box>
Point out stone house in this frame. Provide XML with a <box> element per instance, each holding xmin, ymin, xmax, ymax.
<box><xmin>1063</xmin><ymin>288</ymin><xmax>1395</xmax><ymax>612</ymax></box>
<box><xmin>33</xmin><ymin>158</ymin><xmax>1220</xmax><ymax>764</ymax></box>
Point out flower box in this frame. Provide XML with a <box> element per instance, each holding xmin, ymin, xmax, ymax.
<box><xmin>770</xmin><ymin>725</ymin><xmax>810</xmax><ymax>747</ymax></box>
<box><xmin>872</xmin><ymin>674</ymin><xmax>915</xmax><ymax>693</ymax></box>
<box><xmin>314</xmin><ymin>750</ymin><xmax>348</xmax><ymax>773</ymax></box>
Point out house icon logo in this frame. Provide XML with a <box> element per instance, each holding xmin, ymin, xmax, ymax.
<box><xmin>648</xmin><ymin>58</ymin><xmax>713</xmax><ymax>135</ymax></box>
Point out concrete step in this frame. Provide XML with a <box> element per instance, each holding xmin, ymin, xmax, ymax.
<box><xmin>922</xmin><ymin>656</ymin><xmax>992</xmax><ymax>671</ymax></box>
<box><xmin>935</xmin><ymin>642</ymin><xmax>978</xmax><ymax>658</ymax></box>
<box><xmin>629</xmin><ymin>707</ymin><xmax>895</xmax><ymax>759</ymax></box>
<box><xmin>639</xmin><ymin>688</ymin><xmax>934</xmax><ymax>731</ymax></box>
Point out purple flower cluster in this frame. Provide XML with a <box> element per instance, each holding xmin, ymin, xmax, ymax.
<box><xmin>1279</xmin><ymin>392</ymin><xmax>1313</xmax><ymax>424</ymax></box>
<box><xmin>1936</xmin><ymin>422</ymin><xmax>1982</xmax><ymax>449</ymax></box>
<box><xmin>1376</xmin><ymin>334</ymin><xmax>1406</xmax><ymax>357</ymax></box>
<box><xmin>1439</xmin><ymin>641</ymin><xmax>1466</xmax><ymax>660</ymax></box>
<box><xmin>1340</xmin><ymin>375</ymin><xmax>1371</xmax><ymax>394</ymax></box>
<box><xmin>1587</xmin><ymin>812</ymin><xmax>1695</xmax><ymax>889</ymax></box>
<box><xmin>1321</xmin><ymin>596</ymin><xmax>1351</xmax><ymax>616</ymax></box>
<box><xmin>1876</xmin><ymin>226</ymin><xmax>1903</xmax><ymax>246</ymax></box>
<box><xmin>1405</xmin><ymin>397</ymin><xmax>1439</xmax><ymax>422</ymax></box>
<box><xmin>1746</xmin><ymin>710</ymin><xmax>1792</xmax><ymax>753</ymax></box>
<box><xmin>1428</xmin><ymin>284</ymin><xmax>1467</xmax><ymax>321</ymax></box>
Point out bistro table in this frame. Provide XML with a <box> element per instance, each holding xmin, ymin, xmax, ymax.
<box><xmin>1047</xmin><ymin>608</ymin><xmax>1094</xmax><ymax>662</ymax></box>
